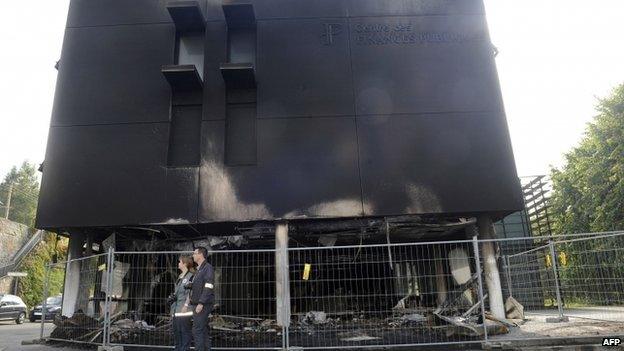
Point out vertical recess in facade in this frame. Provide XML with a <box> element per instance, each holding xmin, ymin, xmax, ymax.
<box><xmin>163</xmin><ymin>1</ymin><xmax>206</xmax><ymax>167</ymax></box>
<box><xmin>221</xmin><ymin>3</ymin><xmax>257</xmax><ymax>166</ymax></box>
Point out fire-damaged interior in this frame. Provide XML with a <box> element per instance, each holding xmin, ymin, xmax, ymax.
<box><xmin>50</xmin><ymin>216</ymin><xmax>515</xmax><ymax>347</ymax></box>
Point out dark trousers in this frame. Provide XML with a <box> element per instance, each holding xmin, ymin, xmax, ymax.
<box><xmin>192</xmin><ymin>306</ymin><xmax>211</xmax><ymax>351</ymax></box>
<box><xmin>173</xmin><ymin>315</ymin><xmax>192</xmax><ymax>351</ymax></box>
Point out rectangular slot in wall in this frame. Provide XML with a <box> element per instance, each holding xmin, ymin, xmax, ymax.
<box><xmin>178</xmin><ymin>33</ymin><xmax>205</xmax><ymax>78</ymax></box>
<box><xmin>223</xmin><ymin>2</ymin><xmax>257</xmax><ymax>167</ymax></box>
<box><xmin>228</xmin><ymin>28</ymin><xmax>256</xmax><ymax>64</ymax></box>
<box><xmin>225</xmin><ymin>103</ymin><xmax>257</xmax><ymax>166</ymax></box>
<box><xmin>168</xmin><ymin>105</ymin><xmax>202</xmax><ymax>167</ymax></box>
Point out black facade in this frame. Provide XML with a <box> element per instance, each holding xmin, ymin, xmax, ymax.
<box><xmin>36</xmin><ymin>0</ymin><xmax>522</xmax><ymax>230</ymax></box>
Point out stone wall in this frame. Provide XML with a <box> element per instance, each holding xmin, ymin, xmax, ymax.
<box><xmin>0</xmin><ymin>276</ymin><xmax>14</xmax><ymax>294</ymax></box>
<box><xmin>0</xmin><ymin>218</ymin><xmax>34</xmax><ymax>293</ymax></box>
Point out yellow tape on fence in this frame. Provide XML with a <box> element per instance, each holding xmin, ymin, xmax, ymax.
<box><xmin>303</xmin><ymin>263</ymin><xmax>311</xmax><ymax>281</ymax></box>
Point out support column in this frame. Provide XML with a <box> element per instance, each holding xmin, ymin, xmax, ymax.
<box><xmin>504</xmin><ymin>255</ymin><xmax>513</xmax><ymax>298</ymax></box>
<box><xmin>434</xmin><ymin>248</ymin><xmax>447</xmax><ymax>305</ymax></box>
<box><xmin>477</xmin><ymin>216</ymin><xmax>505</xmax><ymax>319</ymax></box>
<box><xmin>62</xmin><ymin>232</ymin><xmax>85</xmax><ymax>317</ymax></box>
<box><xmin>85</xmin><ymin>233</ymin><xmax>94</xmax><ymax>256</ymax></box>
<box><xmin>275</xmin><ymin>222</ymin><xmax>290</xmax><ymax>328</ymax></box>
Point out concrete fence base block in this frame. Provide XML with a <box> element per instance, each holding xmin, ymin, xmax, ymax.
<box><xmin>20</xmin><ymin>339</ymin><xmax>44</xmax><ymax>345</ymax></box>
<box><xmin>97</xmin><ymin>346</ymin><xmax>124</xmax><ymax>351</ymax></box>
<box><xmin>545</xmin><ymin>316</ymin><xmax>570</xmax><ymax>323</ymax></box>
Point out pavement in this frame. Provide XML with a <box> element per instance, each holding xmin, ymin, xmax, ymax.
<box><xmin>0</xmin><ymin>320</ymin><xmax>88</xmax><ymax>351</ymax></box>
<box><xmin>485</xmin><ymin>307</ymin><xmax>624</xmax><ymax>351</ymax></box>
<box><xmin>490</xmin><ymin>307</ymin><xmax>624</xmax><ymax>341</ymax></box>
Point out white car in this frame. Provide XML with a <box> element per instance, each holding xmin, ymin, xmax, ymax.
<box><xmin>0</xmin><ymin>294</ymin><xmax>28</xmax><ymax>324</ymax></box>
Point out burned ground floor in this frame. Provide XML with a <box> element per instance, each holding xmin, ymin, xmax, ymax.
<box><xmin>43</xmin><ymin>216</ymin><xmax>624</xmax><ymax>349</ymax></box>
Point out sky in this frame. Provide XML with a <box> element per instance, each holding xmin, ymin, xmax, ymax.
<box><xmin>0</xmin><ymin>1</ymin><xmax>70</xmax><ymax>179</ymax></box>
<box><xmin>484</xmin><ymin>0</ymin><xmax>624</xmax><ymax>176</ymax></box>
<box><xmin>0</xmin><ymin>0</ymin><xmax>623</xmax><ymax>180</ymax></box>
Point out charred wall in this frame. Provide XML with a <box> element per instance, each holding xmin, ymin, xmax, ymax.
<box><xmin>36</xmin><ymin>0</ymin><xmax>523</xmax><ymax>229</ymax></box>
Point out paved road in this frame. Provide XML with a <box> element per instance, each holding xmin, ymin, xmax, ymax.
<box><xmin>1</xmin><ymin>311</ymin><xmax>621</xmax><ymax>351</ymax></box>
<box><xmin>0</xmin><ymin>321</ymin><xmax>85</xmax><ymax>351</ymax></box>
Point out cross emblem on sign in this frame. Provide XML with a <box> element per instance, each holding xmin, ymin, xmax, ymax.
<box><xmin>321</xmin><ymin>23</ymin><xmax>343</xmax><ymax>45</ymax></box>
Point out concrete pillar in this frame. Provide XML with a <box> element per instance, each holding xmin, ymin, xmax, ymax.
<box><xmin>275</xmin><ymin>222</ymin><xmax>290</xmax><ymax>327</ymax></box>
<box><xmin>62</xmin><ymin>232</ymin><xmax>85</xmax><ymax>317</ymax></box>
<box><xmin>85</xmin><ymin>234</ymin><xmax>93</xmax><ymax>256</ymax></box>
<box><xmin>478</xmin><ymin>216</ymin><xmax>505</xmax><ymax>319</ymax></box>
<box><xmin>434</xmin><ymin>249</ymin><xmax>447</xmax><ymax>305</ymax></box>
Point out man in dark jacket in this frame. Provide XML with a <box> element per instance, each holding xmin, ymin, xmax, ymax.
<box><xmin>190</xmin><ymin>246</ymin><xmax>215</xmax><ymax>351</ymax></box>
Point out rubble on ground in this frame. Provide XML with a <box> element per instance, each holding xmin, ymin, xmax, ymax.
<box><xmin>49</xmin><ymin>311</ymin><xmax>282</xmax><ymax>346</ymax></box>
<box><xmin>50</xmin><ymin>311</ymin><xmax>103</xmax><ymax>343</ymax></box>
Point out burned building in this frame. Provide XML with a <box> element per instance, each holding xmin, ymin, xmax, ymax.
<box><xmin>36</xmin><ymin>0</ymin><xmax>523</xmax><ymax>348</ymax></box>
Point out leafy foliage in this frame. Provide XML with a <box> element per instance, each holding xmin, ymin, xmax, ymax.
<box><xmin>548</xmin><ymin>84</ymin><xmax>624</xmax><ymax>306</ymax></box>
<box><xmin>0</xmin><ymin>161</ymin><xmax>40</xmax><ymax>227</ymax></box>
<box><xmin>550</xmin><ymin>83</ymin><xmax>624</xmax><ymax>234</ymax></box>
<box><xmin>0</xmin><ymin>161</ymin><xmax>68</xmax><ymax>307</ymax></box>
<box><xmin>18</xmin><ymin>233</ymin><xmax>68</xmax><ymax>308</ymax></box>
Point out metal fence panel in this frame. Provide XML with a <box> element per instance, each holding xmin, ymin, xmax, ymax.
<box><xmin>39</xmin><ymin>262</ymin><xmax>65</xmax><ymax>342</ymax></box>
<box><xmin>43</xmin><ymin>254</ymin><xmax>108</xmax><ymax>345</ymax></box>
<box><xmin>41</xmin><ymin>232</ymin><xmax>624</xmax><ymax>349</ymax></box>
<box><xmin>495</xmin><ymin>233</ymin><xmax>624</xmax><ymax>342</ymax></box>
<box><xmin>504</xmin><ymin>242</ymin><xmax>558</xmax><ymax>311</ymax></box>
<box><xmin>107</xmin><ymin>250</ymin><xmax>281</xmax><ymax>350</ymax></box>
<box><xmin>287</xmin><ymin>241</ymin><xmax>486</xmax><ymax>349</ymax></box>
<box><xmin>555</xmin><ymin>234</ymin><xmax>624</xmax><ymax>326</ymax></box>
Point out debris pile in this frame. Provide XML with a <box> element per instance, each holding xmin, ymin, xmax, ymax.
<box><xmin>290</xmin><ymin>309</ymin><xmax>438</xmax><ymax>344</ymax></box>
<box><xmin>50</xmin><ymin>312</ymin><xmax>103</xmax><ymax>343</ymax></box>
<box><xmin>431</xmin><ymin>271</ymin><xmax>525</xmax><ymax>337</ymax></box>
<box><xmin>211</xmin><ymin>315</ymin><xmax>281</xmax><ymax>345</ymax></box>
<box><xmin>213</xmin><ymin>314</ymin><xmax>280</xmax><ymax>332</ymax></box>
<box><xmin>109</xmin><ymin>313</ymin><xmax>171</xmax><ymax>345</ymax></box>
<box><xmin>50</xmin><ymin>312</ymin><xmax>283</xmax><ymax>346</ymax></box>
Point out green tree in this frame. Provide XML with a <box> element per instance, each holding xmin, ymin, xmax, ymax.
<box><xmin>0</xmin><ymin>162</ymin><xmax>67</xmax><ymax>308</ymax></box>
<box><xmin>550</xmin><ymin>83</ymin><xmax>624</xmax><ymax>234</ymax></box>
<box><xmin>0</xmin><ymin>161</ymin><xmax>40</xmax><ymax>226</ymax></box>
<box><xmin>550</xmin><ymin>83</ymin><xmax>624</xmax><ymax>305</ymax></box>
<box><xmin>18</xmin><ymin>233</ymin><xmax>68</xmax><ymax>308</ymax></box>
